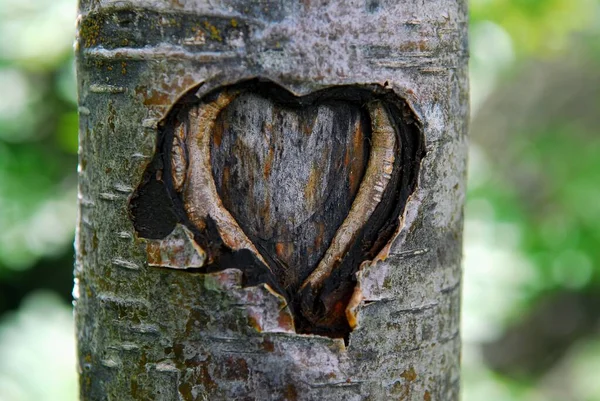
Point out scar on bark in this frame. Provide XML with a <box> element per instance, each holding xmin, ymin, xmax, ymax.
<box><xmin>129</xmin><ymin>78</ymin><xmax>424</xmax><ymax>338</ymax></box>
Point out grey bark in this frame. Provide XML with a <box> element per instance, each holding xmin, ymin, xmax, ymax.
<box><xmin>75</xmin><ymin>1</ymin><xmax>468</xmax><ymax>400</ymax></box>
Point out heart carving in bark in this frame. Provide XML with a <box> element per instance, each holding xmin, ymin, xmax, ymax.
<box><xmin>130</xmin><ymin>79</ymin><xmax>423</xmax><ymax>338</ymax></box>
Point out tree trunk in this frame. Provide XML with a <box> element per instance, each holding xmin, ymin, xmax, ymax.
<box><xmin>75</xmin><ymin>1</ymin><xmax>468</xmax><ymax>400</ymax></box>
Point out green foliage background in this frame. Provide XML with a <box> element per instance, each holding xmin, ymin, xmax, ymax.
<box><xmin>0</xmin><ymin>0</ymin><xmax>598</xmax><ymax>399</ymax></box>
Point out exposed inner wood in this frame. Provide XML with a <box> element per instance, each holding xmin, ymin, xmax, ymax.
<box><xmin>300</xmin><ymin>101</ymin><xmax>396</xmax><ymax>292</ymax></box>
<box><xmin>129</xmin><ymin>80</ymin><xmax>424</xmax><ymax>338</ymax></box>
<box><xmin>211</xmin><ymin>91</ymin><xmax>369</xmax><ymax>291</ymax></box>
<box><xmin>180</xmin><ymin>91</ymin><xmax>267</xmax><ymax>265</ymax></box>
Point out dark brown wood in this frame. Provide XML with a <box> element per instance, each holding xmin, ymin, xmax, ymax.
<box><xmin>211</xmin><ymin>91</ymin><xmax>369</xmax><ymax>292</ymax></box>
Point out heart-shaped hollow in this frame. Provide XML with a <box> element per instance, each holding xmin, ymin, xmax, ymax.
<box><xmin>130</xmin><ymin>79</ymin><xmax>424</xmax><ymax>338</ymax></box>
<box><xmin>210</xmin><ymin>91</ymin><xmax>370</xmax><ymax>291</ymax></box>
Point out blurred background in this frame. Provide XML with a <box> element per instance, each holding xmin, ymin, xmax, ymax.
<box><xmin>0</xmin><ymin>0</ymin><xmax>598</xmax><ymax>399</ymax></box>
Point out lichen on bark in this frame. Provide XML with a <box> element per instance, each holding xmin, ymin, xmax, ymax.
<box><xmin>75</xmin><ymin>1</ymin><xmax>468</xmax><ymax>400</ymax></box>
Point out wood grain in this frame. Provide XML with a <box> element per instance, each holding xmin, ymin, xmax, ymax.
<box><xmin>211</xmin><ymin>91</ymin><xmax>369</xmax><ymax>291</ymax></box>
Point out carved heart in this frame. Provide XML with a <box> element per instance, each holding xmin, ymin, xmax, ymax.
<box><xmin>131</xmin><ymin>79</ymin><xmax>423</xmax><ymax>337</ymax></box>
<box><xmin>210</xmin><ymin>91</ymin><xmax>369</xmax><ymax>290</ymax></box>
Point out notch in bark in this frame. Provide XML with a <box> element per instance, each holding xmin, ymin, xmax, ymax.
<box><xmin>130</xmin><ymin>78</ymin><xmax>424</xmax><ymax>338</ymax></box>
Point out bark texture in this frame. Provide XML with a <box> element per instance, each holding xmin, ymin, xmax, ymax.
<box><xmin>75</xmin><ymin>1</ymin><xmax>468</xmax><ymax>400</ymax></box>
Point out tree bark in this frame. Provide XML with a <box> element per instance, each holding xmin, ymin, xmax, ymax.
<box><xmin>75</xmin><ymin>1</ymin><xmax>468</xmax><ymax>400</ymax></box>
